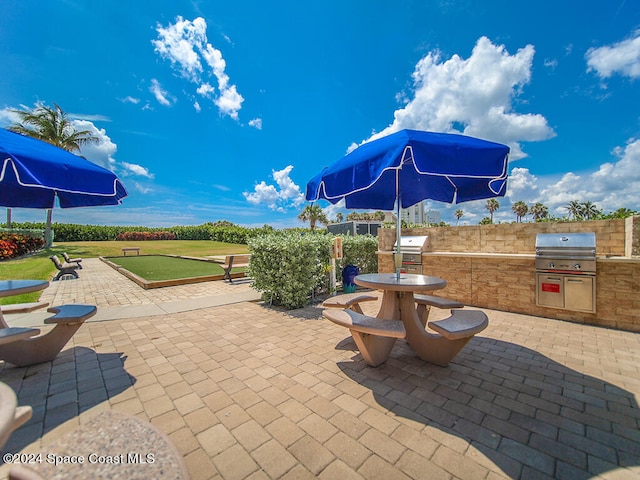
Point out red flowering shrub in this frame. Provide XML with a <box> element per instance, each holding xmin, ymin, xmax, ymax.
<box><xmin>0</xmin><ymin>233</ymin><xmax>44</xmax><ymax>260</ymax></box>
<box><xmin>0</xmin><ymin>240</ymin><xmax>18</xmax><ymax>260</ymax></box>
<box><xmin>116</xmin><ymin>231</ymin><xmax>177</xmax><ymax>241</ymax></box>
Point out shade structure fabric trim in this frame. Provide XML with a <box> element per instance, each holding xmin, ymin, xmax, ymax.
<box><xmin>305</xmin><ymin>129</ymin><xmax>510</xmax><ymax>210</ymax></box>
<box><xmin>0</xmin><ymin>128</ymin><xmax>127</xmax><ymax>209</ymax></box>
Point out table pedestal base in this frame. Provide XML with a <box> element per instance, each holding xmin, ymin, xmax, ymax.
<box><xmin>380</xmin><ymin>291</ymin><xmax>474</xmax><ymax>367</ymax></box>
<box><xmin>350</xmin><ymin>330</ymin><xmax>397</xmax><ymax>367</ymax></box>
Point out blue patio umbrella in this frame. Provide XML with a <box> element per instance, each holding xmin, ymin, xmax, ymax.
<box><xmin>305</xmin><ymin>129</ymin><xmax>510</xmax><ymax>278</ymax></box>
<box><xmin>0</xmin><ymin>128</ymin><xmax>128</xmax><ymax>242</ymax></box>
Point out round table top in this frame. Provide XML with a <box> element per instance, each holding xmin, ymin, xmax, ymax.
<box><xmin>0</xmin><ymin>280</ymin><xmax>49</xmax><ymax>298</ymax></box>
<box><xmin>354</xmin><ymin>273</ymin><xmax>446</xmax><ymax>292</ymax></box>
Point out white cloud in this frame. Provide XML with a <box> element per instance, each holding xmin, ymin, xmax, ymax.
<box><xmin>492</xmin><ymin>138</ymin><xmax>640</xmax><ymax>221</ymax></box>
<box><xmin>214</xmin><ymin>84</ymin><xmax>243</xmax><ymax>120</ymax></box>
<box><xmin>149</xmin><ymin>78</ymin><xmax>175</xmax><ymax>106</ymax></box>
<box><xmin>194</xmin><ymin>101</ymin><xmax>201</xmax><ymax>112</ymax></box>
<box><xmin>505</xmin><ymin>167</ymin><xmax>539</xmax><ymax>202</ymax></box>
<box><xmin>243</xmin><ymin>165</ymin><xmax>305</xmax><ymax>212</ymax></box>
<box><xmin>153</xmin><ymin>16</ymin><xmax>244</xmax><ymax>119</ymax></box>
<box><xmin>131</xmin><ymin>181</ymin><xmax>153</xmax><ymax>194</ymax></box>
<box><xmin>73</xmin><ymin>120</ymin><xmax>118</xmax><ymax>171</ymax></box>
<box><xmin>121</xmin><ymin>96</ymin><xmax>140</xmax><ymax>104</ymax></box>
<box><xmin>121</xmin><ymin>162</ymin><xmax>154</xmax><ymax>179</ymax></box>
<box><xmin>152</xmin><ymin>16</ymin><xmax>204</xmax><ymax>82</ymax></box>
<box><xmin>248</xmin><ymin>118</ymin><xmax>263</xmax><ymax>130</ymax></box>
<box><xmin>586</xmin><ymin>30</ymin><xmax>640</xmax><ymax>79</ymax></box>
<box><xmin>364</xmin><ymin>36</ymin><xmax>555</xmax><ymax>160</ymax></box>
<box><xmin>196</xmin><ymin>83</ymin><xmax>215</xmax><ymax>97</ymax></box>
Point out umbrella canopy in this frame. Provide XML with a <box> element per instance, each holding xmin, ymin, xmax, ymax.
<box><xmin>0</xmin><ymin>128</ymin><xmax>127</xmax><ymax>209</ymax></box>
<box><xmin>305</xmin><ymin>129</ymin><xmax>510</xmax><ymax>278</ymax></box>
<box><xmin>306</xmin><ymin>129</ymin><xmax>509</xmax><ymax>210</ymax></box>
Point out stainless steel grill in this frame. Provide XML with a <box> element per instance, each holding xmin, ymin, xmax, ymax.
<box><xmin>535</xmin><ymin>233</ymin><xmax>596</xmax><ymax>274</ymax></box>
<box><xmin>394</xmin><ymin>235</ymin><xmax>429</xmax><ymax>274</ymax></box>
<box><xmin>535</xmin><ymin>233</ymin><xmax>596</xmax><ymax>313</ymax></box>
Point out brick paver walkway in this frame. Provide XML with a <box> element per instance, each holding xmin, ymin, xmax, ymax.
<box><xmin>1</xmin><ymin>259</ymin><xmax>639</xmax><ymax>479</ymax></box>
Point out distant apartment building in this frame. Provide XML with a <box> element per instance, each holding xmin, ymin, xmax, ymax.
<box><xmin>401</xmin><ymin>201</ymin><xmax>441</xmax><ymax>224</ymax></box>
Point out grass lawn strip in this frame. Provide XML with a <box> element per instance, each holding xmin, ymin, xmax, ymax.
<box><xmin>102</xmin><ymin>255</ymin><xmax>248</xmax><ymax>289</ymax></box>
<box><xmin>107</xmin><ymin>255</ymin><xmax>224</xmax><ymax>280</ymax></box>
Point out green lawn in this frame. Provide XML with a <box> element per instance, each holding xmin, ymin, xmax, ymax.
<box><xmin>106</xmin><ymin>255</ymin><xmax>226</xmax><ymax>281</ymax></box>
<box><xmin>0</xmin><ymin>240</ymin><xmax>248</xmax><ymax>304</ymax></box>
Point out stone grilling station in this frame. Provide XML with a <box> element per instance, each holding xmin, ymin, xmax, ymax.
<box><xmin>377</xmin><ymin>215</ymin><xmax>640</xmax><ymax>333</ymax></box>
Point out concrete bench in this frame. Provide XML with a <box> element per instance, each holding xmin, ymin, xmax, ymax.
<box><xmin>45</xmin><ymin>304</ymin><xmax>98</xmax><ymax>325</ymax></box>
<box><xmin>0</xmin><ymin>381</ymin><xmax>33</xmax><ymax>450</ymax></box>
<box><xmin>0</xmin><ymin>327</ymin><xmax>41</xmax><ymax>346</ymax></box>
<box><xmin>62</xmin><ymin>252</ymin><xmax>83</xmax><ymax>269</ymax></box>
<box><xmin>0</xmin><ymin>301</ymin><xmax>49</xmax><ymax>314</ymax></box>
<box><xmin>322</xmin><ymin>292</ymin><xmax>378</xmax><ymax>314</ymax></box>
<box><xmin>323</xmin><ymin>308</ymin><xmax>405</xmax><ymax>367</ymax></box>
<box><xmin>414</xmin><ymin>294</ymin><xmax>464</xmax><ymax>326</ymax></box>
<box><xmin>0</xmin><ymin>304</ymin><xmax>96</xmax><ymax>366</ymax></box>
<box><xmin>221</xmin><ymin>254</ymin><xmax>251</xmax><ymax>282</ymax></box>
<box><xmin>49</xmin><ymin>255</ymin><xmax>79</xmax><ymax>281</ymax></box>
<box><xmin>428</xmin><ymin>309</ymin><xmax>488</xmax><ymax>340</ymax></box>
<box><xmin>122</xmin><ymin>247</ymin><xmax>140</xmax><ymax>256</ymax></box>
<box><xmin>403</xmin><ymin>309</ymin><xmax>489</xmax><ymax>367</ymax></box>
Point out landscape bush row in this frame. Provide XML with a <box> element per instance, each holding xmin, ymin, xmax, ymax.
<box><xmin>0</xmin><ymin>232</ymin><xmax>45</xmax><ymax>260</ymax></box>
<box><xmin>248</xmin><ymin>232</ymin><xmax>378</xmax><ymax>309</ymax></box>
<box><xmin>116</xmin><ymin>231</ymin><xmax>177</xmax><ymax>241</ymax></box>
<box><xmin>2</xmin><ymin>221</ymin><xmax>276</xmax><ymax>244</ymax></box>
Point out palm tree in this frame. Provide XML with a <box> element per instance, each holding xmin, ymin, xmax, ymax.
<box><xmin>335</xmin><ymin>213</ymin><xmax>344</xmax><ymax>223</ymax></box>
<box><xmin>581</xmin><ymin>201</ymin><xmax>600</xmax><ymax>220</ymax></box>
<box><xmin>608</xmin><ymin>208</ymin><xmax>636</xmax><ymax>219</ymax></box>
<box><xmin>8</xmin><ymin>103</ymin><xmax>100</xmax><ymax>246</ymax></box>
<box><xmin>9</xmin><ymin>103</ymin><xmax>99</xmax><ymax>152</ymax></box>
<box><xmin>512</xmin><ymin>201</ymin><xmax>528</xmax><ymax>223</ymax></box>
<box><xmin>298</xmin><ymin>204</ymin><xmax>328</xmax><ymax>231</ymax></box>
<box><xmin>455</xmin><ymin>209</ymin><xmax>464</xmax><ymax>226</ymax></box>
<box><xmin>485</xmin><ymin>199</ymin><xmax>500</xmax><ymax>223</ymax></box>
<box><xmin>566</xmin><ymin>200</ymin><xmax>583</xmax><ymax>221</ymax></box>
<box><xmin>529</xmin><ymin>202</ymin><xmax>548</xmax><ymax>222</ymax></box>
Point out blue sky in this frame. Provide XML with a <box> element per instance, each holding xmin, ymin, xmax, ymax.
<box><xmin>1</xmin><ymin>1</ymin><xmax>639</xmax><ymax>228</ymax></box>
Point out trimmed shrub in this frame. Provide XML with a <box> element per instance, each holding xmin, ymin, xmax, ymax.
<box><xmin>116</xmin><ymin>231</ymin><xmax>177</xmax><ymax>241</ymax></box>
<box><xmin>248</xmin><ymin>232</ymin><xmax>332</xmax><ymax>309</ymax></box>
<box><xmin>338</xmin><ymin>234</ymin><xmax>378</xmax><ymax>274</ymax></box>
<box><xmin>247</xmin><ymin>232</ymin><xmax>378</xmax><ymax>310</ymax></box>
<box><xmin>0</xmin><ymin>232</ymin><xmax>45</xmax><ymax>260</ymax></box>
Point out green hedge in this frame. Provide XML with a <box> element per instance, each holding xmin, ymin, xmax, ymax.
<box><xmin>0</xmin><ymin>222</ymin><xmax>276</xmax><ymax>243</ymax></box>
<box><xmin>247</xmin><ymin>232</ymin><xmax>378</xmax><ymax>309</ymax></box>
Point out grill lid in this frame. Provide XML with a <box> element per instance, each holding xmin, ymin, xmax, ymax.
<box><xmin>394</xmin><ymin>235</ymin><xmax>429</xmax><ymax>254</ymax></box>
<box><xmin>535</xmin><ymin>233</ymin><xmax>596</xmax><ymax>273</ymax></box>
<box><xmin>535</xmin><ymin>233</ymin><xmax>595</xmax><ymax>251</ymax></box>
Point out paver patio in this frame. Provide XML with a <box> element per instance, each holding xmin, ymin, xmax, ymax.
<box><xmin>1</xmin><ymin>259</ymin><xmax>639</xmax><ymax>479</ymax></box>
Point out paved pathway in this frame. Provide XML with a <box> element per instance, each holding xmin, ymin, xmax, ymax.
<box><xmin>1</xmin><ymin>259</ymin><xmax>639</xmax><ymax>479</ymax></box>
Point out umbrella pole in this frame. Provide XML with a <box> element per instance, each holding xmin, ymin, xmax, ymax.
<box><xmin>395</xmin><ymin>164</ymin><xmax>402</xmax><ymax>281</ymax></box>
<box><xmin>395</xmin><ymin>200</ymin><xmax>402</xmax><ymax>280</ymax></box>
<box><xmin>45</xmin><ymin>209</ymin><xmax>53</xmax><ymax>247</ymax></box>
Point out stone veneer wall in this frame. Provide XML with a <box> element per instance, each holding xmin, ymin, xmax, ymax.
<box><xmin>377</xmin><ymin>216</ymin><xmax>640</xmax><ymax>332</ymax></box>
<box><xmin>628</xmin><ymin>215</ymin><xmax>640</xmax><ymax>256</ymax></box>
<box><xmin>378</xmin><ymin>219</ymin><xmax>629</xmax><ymax>256</ymax></box>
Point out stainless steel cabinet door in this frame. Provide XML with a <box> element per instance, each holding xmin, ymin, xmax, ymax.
<box><xmin>564</xmin><ymin>276</ymin><xmax>595</xmax><ymax>313</ymax></box>
<box><xmin>536</xmin><ymin>274</ymin><xmax>564</xmax><ymax>308</ymax></box>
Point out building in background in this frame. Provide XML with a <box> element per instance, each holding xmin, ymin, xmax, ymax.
<box><xmin>401</xmin><ymin>202</ymin><xmax>442</xmax><ymax>225</ymax></box>
<box><xmin>426</xmin><ymin>210</ymin><xmax>441</xmax><ymax>224</ymax></box>
<box><xmin>401</xmin><ymin>201</ymin><xmax>425</xmax><ymax>224</ymax></box>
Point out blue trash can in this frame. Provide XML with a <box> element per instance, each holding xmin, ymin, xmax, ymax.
<box><xmin>342</xmin><ymin>265</ymin><xmax>360</xmax><ymax>293</ymax></box>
